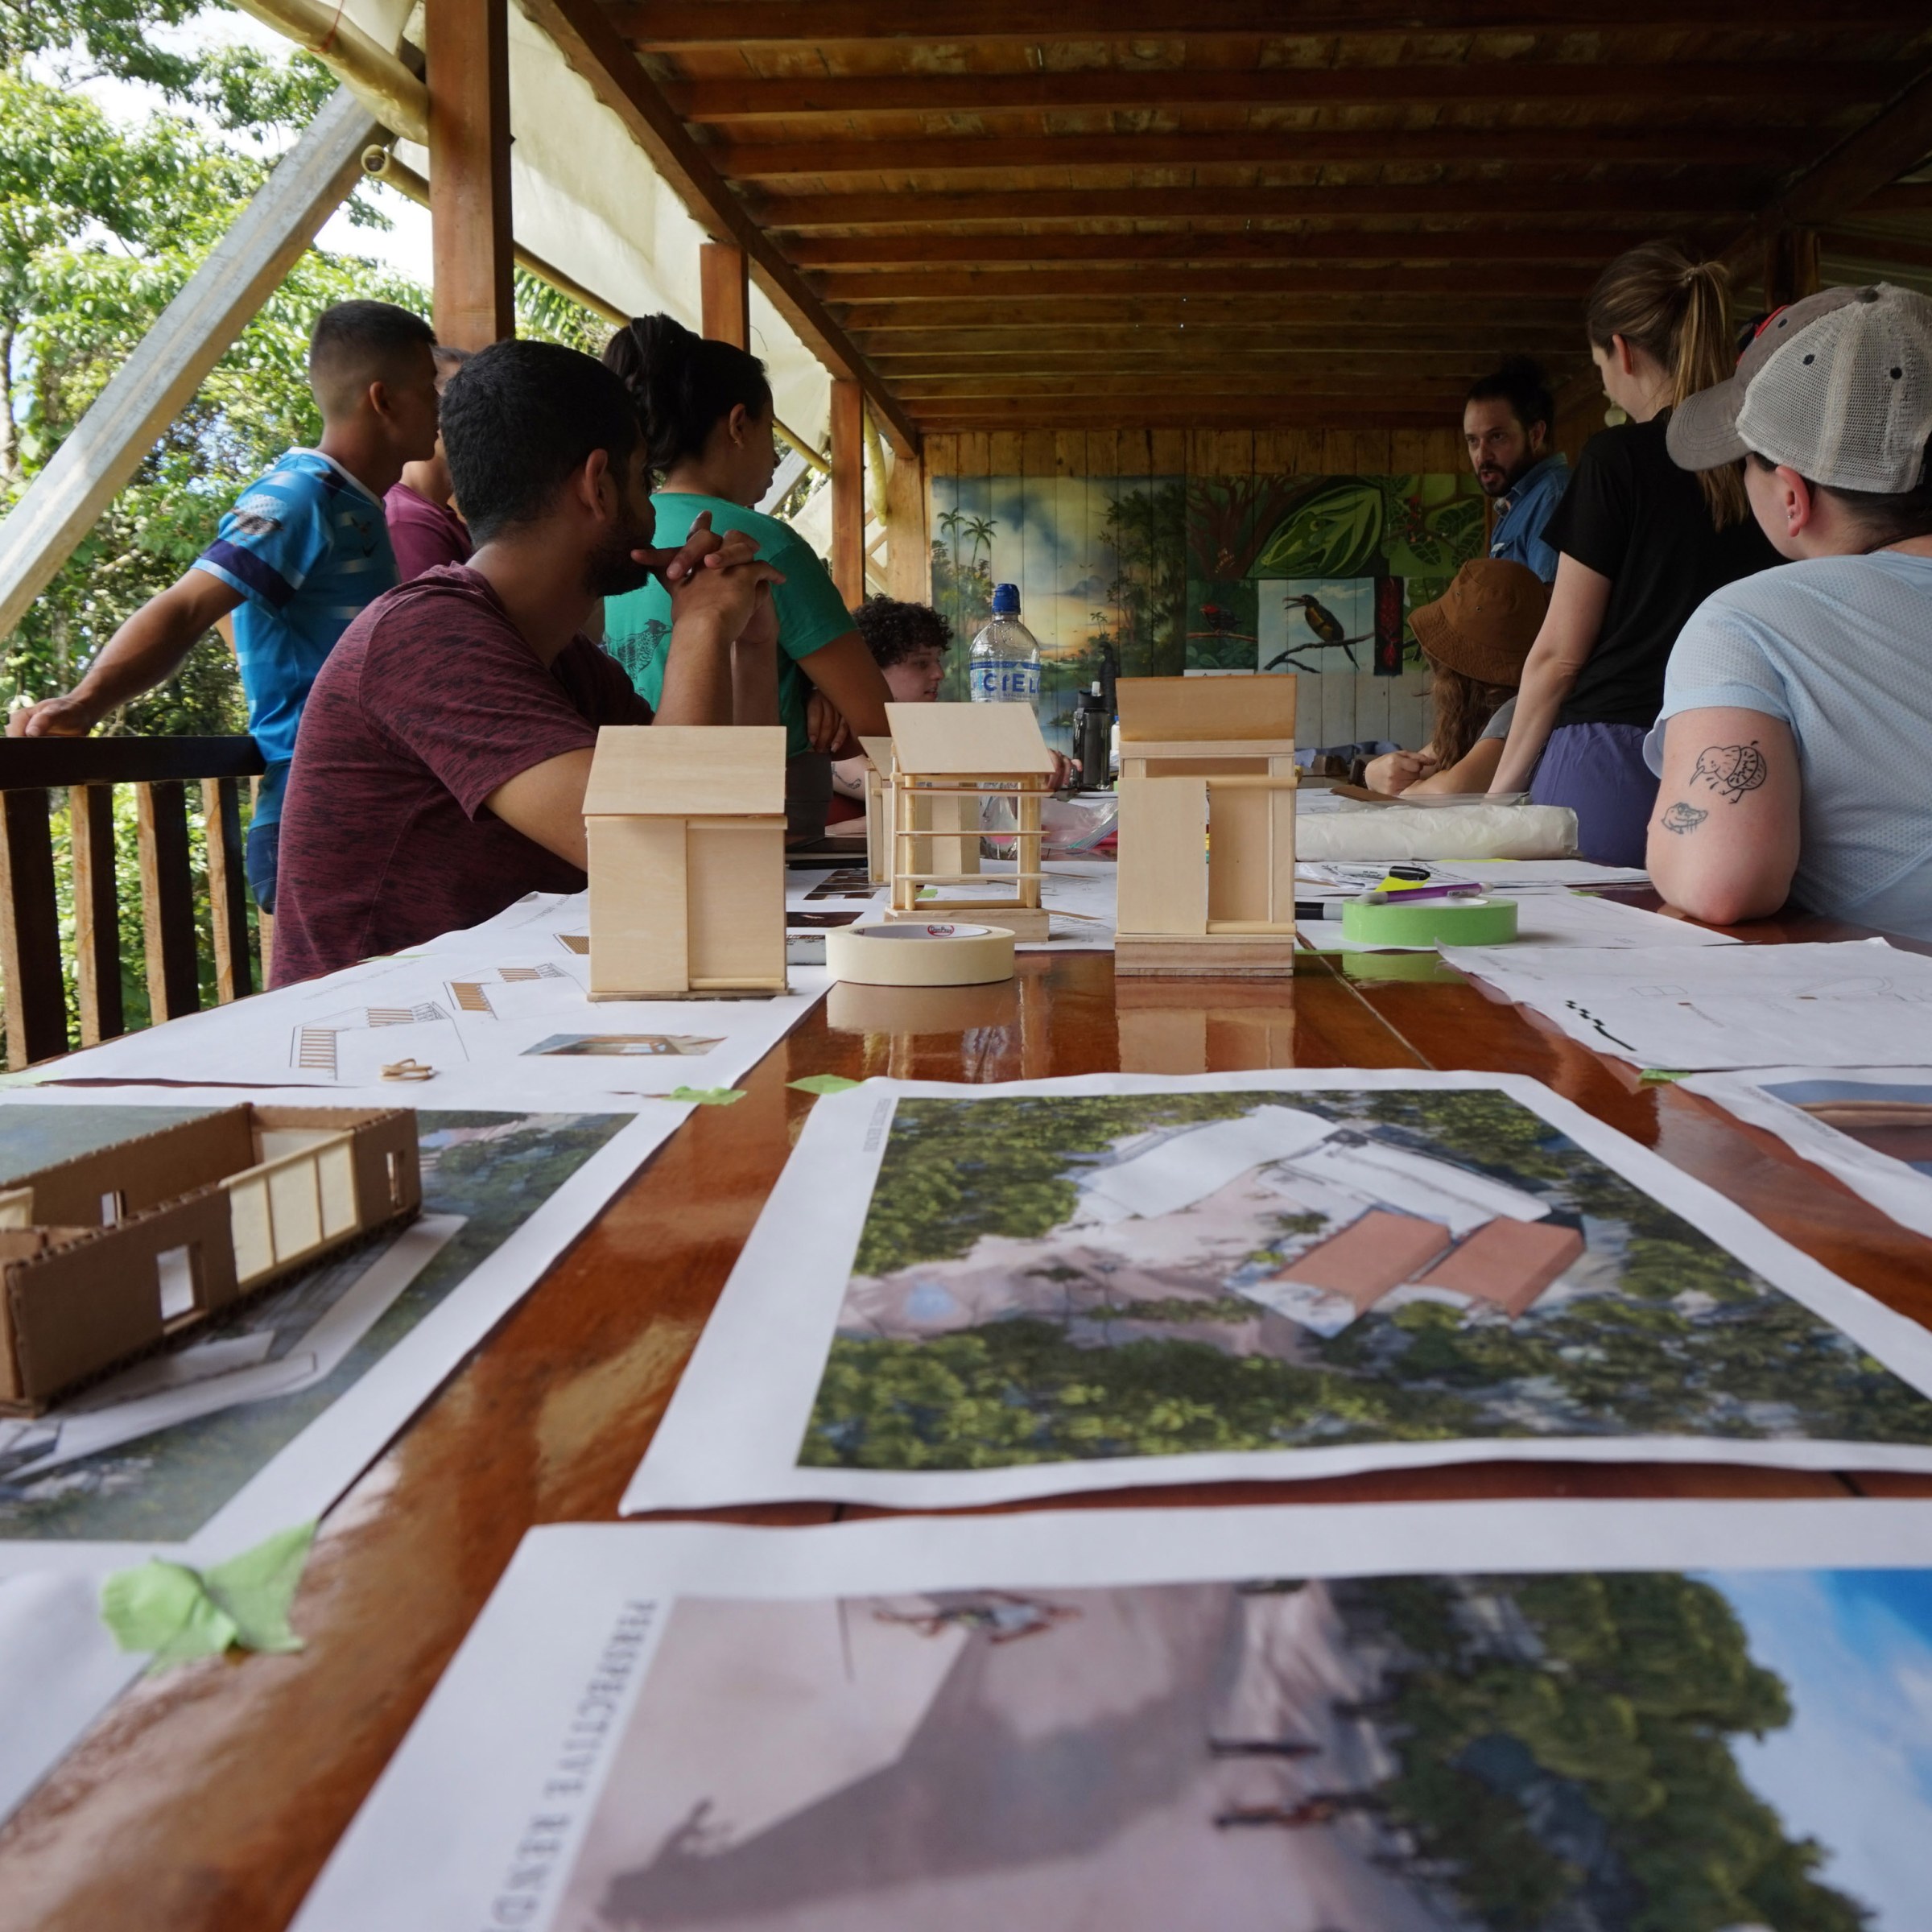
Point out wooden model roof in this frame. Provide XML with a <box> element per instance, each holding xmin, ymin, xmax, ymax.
<box><xmin>886</xmin><ymin>701</ymin><xmax>1056</xmax><ymax>775</ymax></box>
<box><xmin>1117</xmin><ymin>675</ymin><xmax>1296</xmax><ymax>744</ymax></box>
<box><xmin>545</xmin><ymin>2</ymin><xmax>1932</xmax><ymax>437</ymax></box>
<box><xmin>582</xmin><ymin>725</ymin><xmax>788</xmax><ymax>816</ymax></box>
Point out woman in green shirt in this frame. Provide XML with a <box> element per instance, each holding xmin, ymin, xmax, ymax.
<box><xmin>602</xmin><ymin>315</ymin><xmax>891</xmax><ymax>839</ymax></box>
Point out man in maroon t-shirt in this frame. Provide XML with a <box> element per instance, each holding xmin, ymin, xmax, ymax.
<box><xmin>271</xmin><ymin>340</ymin><xmax>781</xmax><ymax>986</ymax></box>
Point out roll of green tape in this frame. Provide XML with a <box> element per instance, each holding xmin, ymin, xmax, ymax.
<box><xmin>1340</xmin><ymin>894</ymin><xmax>1519</xmax><ymax>948</ymax></box>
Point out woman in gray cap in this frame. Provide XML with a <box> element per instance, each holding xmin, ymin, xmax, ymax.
<box><xmin>1645</xmin><ymin>283</ymin><xmax>1932</xmax><ymax>938</ymax></box>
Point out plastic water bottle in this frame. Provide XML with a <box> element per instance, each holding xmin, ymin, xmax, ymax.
<box><xmin>968</xmin><ymin>583</ymin><xmax>1041</xmax><ymax>713</ymax></box>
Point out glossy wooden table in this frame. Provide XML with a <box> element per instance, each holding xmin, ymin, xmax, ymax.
<box><xmin>5</xmin><ymin>917</ymin><xmax>1932</xmax><ymax>1930</ymax></box>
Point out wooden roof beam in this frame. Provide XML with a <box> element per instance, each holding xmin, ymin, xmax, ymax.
<box><xmin>872</xmin><ymin>351</ymin><xmax>1553</xmax><ymax>374</ymax></box>
<box><xmin>760</xmin><ymin>181</ymin><xmax>1761</xmax><ymax>229</ymax></box>
<box><xmin>1724</xmin><ymin>64</ymin><xmax>1932</xmax><ymax>270</ymax></box>
<box><xmin>916</xmin><ymin>404</ymin><xmax>1459</xmax><ymax>429</ymax></box>
<box><xmin>671</xmin><ymin>64</ymin><xmax>1897</xmax><ymax>122</ymax></box>
<box><xmin>814</xmin><ymin>266</ymin><xmax>1600</xmax><ymax>301</ymax></box>
<box><xmin>522</xmin><ymin>0</ymin><xmax>918</xmax><ymax>453</ymax></box>
<box><xmin>789</xmin><ymin>229</ymin><xmax>1659</xmax><ymax>269</ymax></box>
<box><xmin>838</xmin><ymin>298</ymin><xmax>1589</xmax><ymax>330</ymax></box>
<box><xmin>856</xmin><ymin>328</ymin><xmax>1583</xmax><ymax>354</ymax></box>
<box><xmin>613</xmin><ymin>2</ymin><xmax>1932</xmax><ymax>45</ymax></box>
<box><xmin>721</xmin><ymin>128</ymin><xmax>1805</xmax><ymax>179</ymax></box>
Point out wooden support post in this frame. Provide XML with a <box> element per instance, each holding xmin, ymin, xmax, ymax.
<box><xmin>201</xmin><ymin>777</ymin><xmax>253</xmax><ymax>1005</ymax></box>
<box><xmin>0</xmin><ymin>786</ymin><xmax>66</xmax><ymax>1067</ymax></box>
<box><xmin>69</xmin><ymin>784</ymin><xmax>123</xmax><ymax>1048</ymax></box>
<box><xmin>830</xmin><ymin>377</ymin><xmax>864</xmax><ymax>607</ymax></box>
<box><xmin>1762</xmin><ymin>228</ymin><xmax>1822</xmax><ymax>309</ymax></box>
<box><xmin>700</xmin><ymin>242</ymin><xmax>749</xmax><ymax>349</ymax></box>
<box><xmin>427</xmin><ymin>0</ymin><xmax>514</xmax><ymax>350</ymax></box>
<box><xmin>136</xmin><ymin>782</ymin><xmax>201</xmax><ymax>1025</ymax></box>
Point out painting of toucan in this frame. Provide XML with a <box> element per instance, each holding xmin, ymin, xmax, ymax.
<box><xmin>1263</xmin><ymin>590</ymin><xmax>1374</xmax><ymax>671</ymax></box>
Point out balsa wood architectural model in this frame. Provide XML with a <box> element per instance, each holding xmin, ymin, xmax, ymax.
<box><xmin>860</xmin><ymin>733</ymin><xmax>897</xmax><ymax>887</ymax></box>
<box><xmin>1114</xmin><ymin>676</ymin><xmax>1298</xmax><ymax>977</ymax></box>
<box><xmin>584</xmin><ymin>725</ymin><xmax>788</xmax><ymax>999</ymax></box>
<box><xmin>885</xmin><ymin>701</ymin><xmax>1057</xmax><ymax>943</ymax></box>
<box><xmin>0</xmin><ymin>1104</ymin><xmax>420</xmax><ymax>1414</ymax></box>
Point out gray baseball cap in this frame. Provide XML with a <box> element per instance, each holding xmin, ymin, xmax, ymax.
<box><xmin>1668</xmin><ymin>282</ymin><xmax>1932</xmax><ymax>492</ymax></box>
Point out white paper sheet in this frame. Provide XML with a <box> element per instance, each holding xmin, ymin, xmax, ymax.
<box><xmin>29</xmin><ymin>919</ymin><xmax>830</xmax><ymax>1104</ymax></box>
<box><xmin>292</xmin><ymin>1498</ymin><xmax>1932</xmax><ymax>1932</ymax></box>
<box><xmin>622</xmin><ymin>1069</ymin><xmax>1932</xmax><ymax>1515</ymax></box>
<box><xmin>1298</xmin><ymin>890</ymin><xmax>1736</xmax><ymax>953</ymax></box>
<box><xmin>1684</xmin><ymin>1067</ymin><xmax>1932</xmax><ymax>1245</ymax></box>
<box><xmin>1443</xmin><ymin>937</ymin><xmax>1932</xmax><ymax>1069</ymax></box>
<box><xmin>0</xmin><ymin>1084</ymin><xmax>683</xmax><ymax>1823</ymax></box>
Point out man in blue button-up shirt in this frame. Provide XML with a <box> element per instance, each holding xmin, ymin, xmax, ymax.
<box><xmin>1464</xmin><ymin>357</ymin><xmax>1569</xmax><ymax>583</ymax></box>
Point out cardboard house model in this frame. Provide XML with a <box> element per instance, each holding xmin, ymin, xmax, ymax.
<box><xmin>584</xmin><ymin>724</ymin><xmax>788</xmax><ymax>999</ymax></box>
<box><xmin>0</xmin><ymin>1105</ymin><xmax>420</xmax><ymax>1415</ymax></box>
<box><xmin>884</xmin><ymin>701</ymin><xmax>1058</xmax><ymax>942</ymax></box>
<box><xmin>1113</xmin><ymin>676</ymin><xmax>1298</xmax><ymax>976</ymax></box>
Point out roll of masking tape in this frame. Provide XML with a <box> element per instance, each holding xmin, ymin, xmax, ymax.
<box><xmin>1340</xmin><ymin>894</ymin><xmax>1519</xmax><ymax>949</ymax></box>
<box><xmin>825</xmin><ymin>921</ymin><xmax>1017</xmax><ymax>987</ymax></box>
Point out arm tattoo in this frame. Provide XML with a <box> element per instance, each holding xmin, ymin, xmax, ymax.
<box><xmin>1661</xmin><ymin>801</ymin><xmax>1708</xmax><ymax>836</ymax></box>
<box><xmin>1690</xmin><ymin>741</ymin><xmax>1768</xmax><ymax>803</ymax></box>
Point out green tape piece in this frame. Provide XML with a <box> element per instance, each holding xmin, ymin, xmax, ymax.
<box><xmin>1340</xmin><ymin>894</ymin><xmax>1519</xmax><ymax>949</ymax></box>
<box><xmin>1640</xmin><ymin>1068</ymin><xmax>1693</xmax><ymax>1084</ymax></box>
<box><xmin>667</xmin><ymin>1086</ymin><xmax>747</xmax><ymax>1105</ymax></box>
<box><xmin>203</xmin><ymin>1521</ymin><xmax>315</xmax><ymax>1655</ymax></box>
<box><xmin>789</xmin><ymin>1075</ymin><xmax>862</xmax><ymax>1096</ymax></box>
<box><xmin>100</xmin><ymin>1521</ymin><xmax>315</xmax><ymax>1672</ymax></box>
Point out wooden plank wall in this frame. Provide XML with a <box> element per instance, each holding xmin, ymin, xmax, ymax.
<box><xmin>916</xmin><ymin>423</ymin><xmax>1472</xmax><ymax>757</ymax></box>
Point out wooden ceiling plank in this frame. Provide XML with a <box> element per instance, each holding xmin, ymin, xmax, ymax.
<box><xmin>787</xmin><ymin>229</ymin><xmax>1672</xmax><ymax>267</ymax></box>
<box><xmin>758</xmin><ymin>181</ymin><xmax>1762</xmax><ymax>228</ymax></box>
<box><xmin>523</xmin><ymin>0</ymin><xmax>919</xmax><ymax>453</ymax></box>
<box><xmin>671</xmin><ymin>63</ymin><xmax>1897</xmax><ymax>122</ymax></box>
<box><xmin>814</xmin><ymin>266</ymin><xmax>1600</xmax><ymax>300</ymax></box>
<box><xmin>837</xmin><ymin>299</ymin><xmax>1589</xmax><ymax>328</ymax></box>
<box><xmin>719</xmin><ymin>127</ymin><xmax>1810</xmax><ymax>177</ymax></box>
<box><xmin>610</xmin><ymin>2</ymin><xmax>1932</xmax><ymax>45</ymax></box>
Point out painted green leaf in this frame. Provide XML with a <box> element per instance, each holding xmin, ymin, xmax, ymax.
<box><xmin>1252</xmin><ymin>481</ymin><xmax>1386</xmax><ymax>579</ymax></box>
<box><xmin>789</xmin><ymin>1075</ymin><xmax>863</xmax><ymax>1096</ymax></box>
<box><xmin>668</xmin><ymin>1086</ymin><xmax>747</xmax><ymax>1106</ymax></box>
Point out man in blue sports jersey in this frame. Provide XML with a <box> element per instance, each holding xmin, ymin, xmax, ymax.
<box><xmin>10</xmin><ymin>301</ymin><xmax>440</xmax><ymax>909</ymax></box>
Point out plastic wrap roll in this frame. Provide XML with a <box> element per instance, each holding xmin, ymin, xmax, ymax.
<box><xmin>1298</xmin><ymin>802</ymin><xmax>1578</xmax><ymax>863</ymax></box>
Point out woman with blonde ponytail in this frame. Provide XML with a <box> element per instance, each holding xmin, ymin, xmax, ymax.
<box><xmin>1488</xmin><ymin>242</ymin><xmax>1778</xmax><ymax>864</ymax></box>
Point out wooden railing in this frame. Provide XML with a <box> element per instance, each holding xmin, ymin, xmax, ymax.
<box><xmin>0</xmin><ymin>737</ymin><xmax>267</xmax><ymax>1069</ymax></box>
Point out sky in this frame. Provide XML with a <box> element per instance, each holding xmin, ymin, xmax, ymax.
<box><xmin>1711</xmin><ymin>1566</ymin><xmax>1932</xmax><ymax>1929</ymax></box>
<box><xmin>60</xmin><ymin>10</ymin><xmax>435</xmax><ymax>287</ymax></box>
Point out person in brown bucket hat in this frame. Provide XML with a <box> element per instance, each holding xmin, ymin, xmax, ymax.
<box><xmin>1362</xmin><ymin>558</ymin><xmax>1550</xmax><ymax>795</ymax></box>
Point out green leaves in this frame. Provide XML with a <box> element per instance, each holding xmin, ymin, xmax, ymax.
<box><xmin>100</xmin><ymin>1521</ymin><xmax>315</xmax><ymax>1671</ymax></box>
<box><xmin>788</xmin><ymin>1074</ymin><xmax>862</xmax><ymax>1096</ymax></box>
<box><xmin>667</xmin><ymin>1086</ymin><xmax>745</xmax><ymax>1106</ymax></box>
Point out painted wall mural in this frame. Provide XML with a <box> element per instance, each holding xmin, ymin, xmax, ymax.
<box><xmin>928</xmin><ymin>470</ymin><xmax>1487</xmax><ymax>753</ymax></box>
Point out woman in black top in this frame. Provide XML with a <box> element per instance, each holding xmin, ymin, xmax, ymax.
<box><xmin>1489</xmin><ymin>243</ymin><xmax>1779</xmax><ymax>864</ymax></box>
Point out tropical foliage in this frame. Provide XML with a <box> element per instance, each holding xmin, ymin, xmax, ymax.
<box><xmin>0</xmin><ymin>6</ymin><xmax>603</xmax><ymax>733</ymax></box>
<box><xmin>1351</xmin><ymin>1568</ymin><xmax>1869</xmax><ymax>1931</ymax></box>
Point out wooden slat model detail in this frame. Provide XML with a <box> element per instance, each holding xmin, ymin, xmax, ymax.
<box><xmin>0</xmin><ymin>1104</ymin><xmax>421</xmax><ymax>1414</ymax></box>
<box><xmin>884</xmin><ymin>700</ymin><xmax>1056</xmax><ymax>942</ymax></box>
<box><xmin>1115</xmin><ymin>675</ymin><xmax>1298</xmax><ymax>977</ymax></box>
<box><xmin>584</xmin><ymin>724</ymin><xmax>790</xmax><ymax>998</ymax></box>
